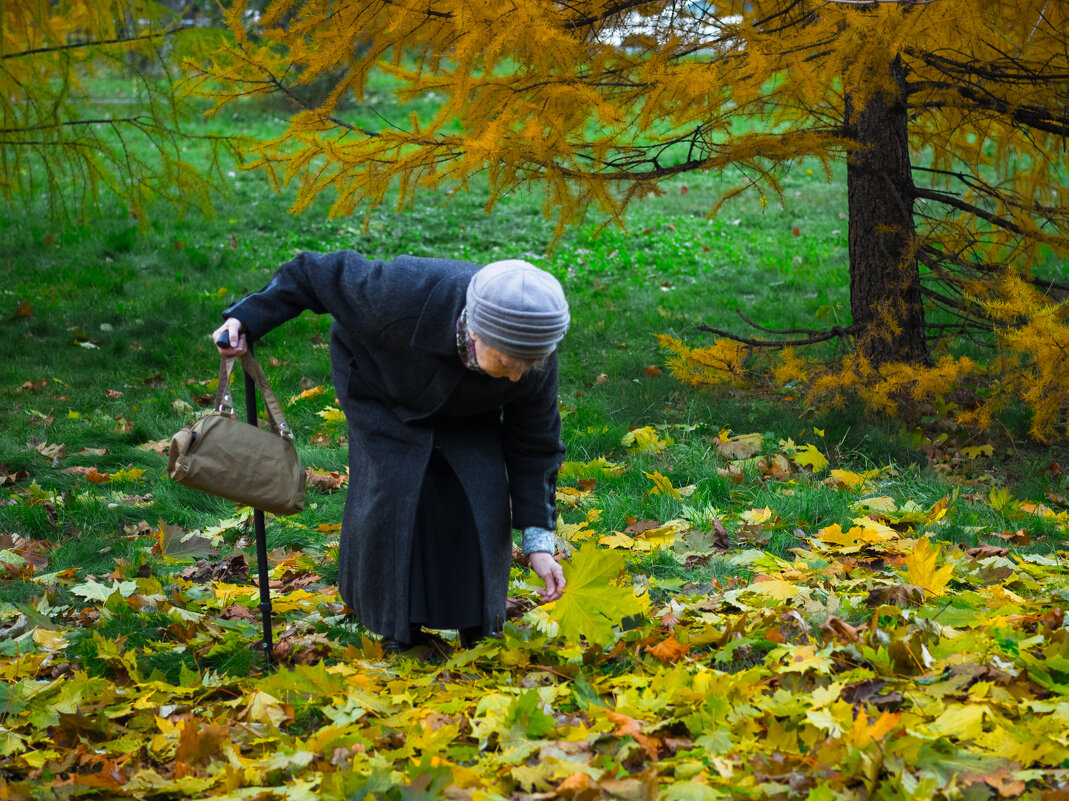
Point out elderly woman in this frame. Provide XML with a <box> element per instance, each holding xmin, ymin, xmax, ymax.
<box><xmin>212</xmin><ymin>252</ymin><xmax>568</xmax><ymax>652</ymax></box>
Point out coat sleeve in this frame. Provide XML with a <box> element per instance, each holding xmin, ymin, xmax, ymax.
<box><xmin>222</xmin><ymin>251</ymin><xmax>402</xmax><ymax>341</ymax></box>
<box><xmin>502</xmin><ymin>356</ymin><xmax>565</xmax><ymax>531</ymax></box>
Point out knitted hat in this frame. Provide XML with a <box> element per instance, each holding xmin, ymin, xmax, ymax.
<box><xmin>466</xmin><ymin>260</ymin><xmax>570</xmax><ymax>360</ymax></box>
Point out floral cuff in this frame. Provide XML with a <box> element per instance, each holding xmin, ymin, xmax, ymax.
<box><xmin>522</xmin><ymin>526</ymin><xmax>555</xmax><ymax>556</ymax></box>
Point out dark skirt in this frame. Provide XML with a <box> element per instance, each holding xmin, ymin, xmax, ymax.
<box><xmin>408</xmin><ymin>449</ymin><xmax>484</xmax><ymax>630</ymax></box>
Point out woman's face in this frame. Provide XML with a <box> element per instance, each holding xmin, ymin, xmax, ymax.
<box><xmin>471</xmin><ymin>334</ymin><xmax>534</xmax><ymax>382</ymax></box>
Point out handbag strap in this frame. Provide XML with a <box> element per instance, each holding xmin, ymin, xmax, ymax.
<box><xmin>213</xmin><ymin>354</ymin><xmax>295</xmax><ymax>440</ymax></box>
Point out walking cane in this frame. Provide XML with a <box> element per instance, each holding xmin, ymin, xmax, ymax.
<box><xmin>242</xmin><ymin>341</ymin><xmax>275</xmax><ymax>672</ymax></box>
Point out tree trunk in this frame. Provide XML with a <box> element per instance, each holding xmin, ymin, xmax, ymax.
<box><xmin>846</xmin><ymin>56</ymin><xmax>928</xmax><ymax>366</ymax></box>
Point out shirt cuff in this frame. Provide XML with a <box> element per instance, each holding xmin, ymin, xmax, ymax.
<box><xmin>522</xmin><ymin>526</ymin><xmax>555</xmax><ymax>556</ymax></box>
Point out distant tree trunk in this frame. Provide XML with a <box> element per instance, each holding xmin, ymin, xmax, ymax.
<box><xmin>845</xmin><ymin>56</ymin><xmax>928</xmax><ymax>366</ymax></box>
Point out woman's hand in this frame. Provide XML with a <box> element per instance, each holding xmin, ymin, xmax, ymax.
<box><xmin>528</xmin><ymin>551</ymin><xmax>566</xmax><ymax>602</ymax></box>
<box><xmin>211</xmin><ymin>317</ymin><xmax>247</xmax><ymax>356</ymax></box>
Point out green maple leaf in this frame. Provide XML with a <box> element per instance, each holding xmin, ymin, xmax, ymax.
<box><xmin>544</xmin><ymin>543</ymin><xmax>644</xmax><ymax>645</ymax></box>
<box><xmin>70</xmin><ymin>578</ymin><xmax>137</xmax><ymax>602</ymax></box>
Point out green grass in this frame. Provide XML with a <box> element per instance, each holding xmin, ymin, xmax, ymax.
<box><xmin>3</xmin><ymin>79</ymin><xmax>1069</xmax><ymax>650</ymax></box>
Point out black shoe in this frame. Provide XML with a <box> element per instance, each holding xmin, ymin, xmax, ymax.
<box><xmin>381</xmin><ymin>626</ymin><xmax>428</xmax><ymax>655</ymax></box>
<box><xmin>380</xmin><ymin>637</ymin><xmax>413</xmax><ymax>655</ymax></box>
<box><xmin>458</xmin><ymin>626</ymin><xmax>482</xmax><ymax>649</ymax></box>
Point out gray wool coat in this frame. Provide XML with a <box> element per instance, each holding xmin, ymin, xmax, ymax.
<box><xmin>224</xmin><ymin>251</ymin><xmax>564</xmax><ymax>640</ymax></box>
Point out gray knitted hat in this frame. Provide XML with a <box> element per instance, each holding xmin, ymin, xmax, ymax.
<box><xmin>466</xmin><ymin>259</ymin><xmax>570</xmax><ymax>360</ymax></box>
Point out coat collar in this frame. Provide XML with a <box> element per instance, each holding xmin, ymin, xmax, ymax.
<box><xmin>410</xmin><ymin>269</ymin><xmax>473</xmax><ymax>356</ymax></box>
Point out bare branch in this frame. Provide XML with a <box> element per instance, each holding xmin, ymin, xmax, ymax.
<box><xmin>1</xmin><ymin>26</ymin><xmax>189</xmax><ymax>60</ymax></box>
<box><xmin>697</xmin><ymin>321</ymin><xmax>860</xmax><ymax>348</ymax></box>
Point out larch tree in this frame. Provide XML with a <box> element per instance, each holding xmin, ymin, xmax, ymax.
<box><xmin>0</xmin><ymin>0</ymin><xmax>236</xmax><ymax>222</ymax></box>
<box><xmin>198</xmin><ymin>1</ymin><xmax>1067</xmax><ymax>385</ymax></box>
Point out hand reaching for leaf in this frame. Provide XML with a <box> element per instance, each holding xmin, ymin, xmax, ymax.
<box><xmin>212</xmin><ymin>317</ymin><xmax>247</xmax><ymax>356</ymax></box>
<box><xmin>528</xmin><ymin>551</ymin><xmax>565</xmax><ymax>602</ymax></box>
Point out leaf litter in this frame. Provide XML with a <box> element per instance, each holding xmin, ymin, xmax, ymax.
<box><xmin>2</xmin><ymin>429</ymin><xmax>1069</xmax><ymax>799</ymax></box>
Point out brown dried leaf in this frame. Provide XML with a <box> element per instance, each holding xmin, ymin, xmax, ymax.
<box><xmin>305</xmin><ymin>467</ymin><xmax>347</xmax><ymax>493</ymax></box>
<box><xmin>646</xmin><ymin>634</ymin><xmax>690</xmax><ymax>663</ymax></box>
<box><xmin>0</xmin><ymin>467</ymin><xmax>30</xmax><ymax>486</ymax></box>
<box><xmin>821</xmin><ymin>616</ymin><xmax>862</xmax><ymax>644</ymax></box>
<box><xmin>34</xmin><ymin>441</ymin><xmax>67</xmax><ymax>461</ymax></box>
<box><xmin>965</xmin><ymin>543</ymin><xmax>1008</xmax><ymax>558</ymax></box>
<box><xmin>717</xmin><ymin>464</ymin><xmax>745</xmax><ymax>484</ymax></box>
<box><xmin>624</xmin><ymin>519</ymin><xmax>662</xmax><ymax>536</ymax></box>
<box><xmin>865</xmin><ymin>583</ymin><xmax>926</xmax><ymax>608</ymax></box>
<box><xmin>716</xmin><ymin>433</ymin><xmax>763</xmax><ymax>460</ymax></box>
<box><xmin>180</xmin><ymin>554</ymin><xmax>249</xmax><ymax>583</ymax></box>
<box><xmin>137</xmin><ymin>439</ymin><xmax>172</xmax><ymax>455</ymax></box>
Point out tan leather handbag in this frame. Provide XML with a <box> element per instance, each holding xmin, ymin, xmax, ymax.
<box><xmin>168</xmin><ymin>354</ymin><xmax>306</xmax><ymax>515</ymax></box>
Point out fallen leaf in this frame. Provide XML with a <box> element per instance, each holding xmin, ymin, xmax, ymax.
<box><xmin>288</xmin><ymin>385</ymin><xmax>326</xmax><ymax>405</ymax></box>
<box><xmin>644</xmin><ymin>470</ymin><xmax>681</xmax><ymax>499</ymax></box>
<box><xmin>624</xmin><ymin>519</ymin><xmax>663</xmax><ymax>535</ymax></box>
<box><xmin>317</xmin><ymin>407</ymin><xmax>346</xmax><ymax>424</ymax></box>
<box><xmin>137</xmin><ymin>439</ymin><xmax>172</xmax><ymax>455</ymax></box>
<box><xmin>791</xmin><ymin>443</ymin><xmax>829</xmax><ymax>472</ymax></box>
<box><xmin>544</xmin><ymin>544</ymin><xmax>644</xmax><ymax>645</ymax></box>
<box><xmin>646</xmin><ymin>635</ymin><xmax>690</xmax><ymax>663</ymax></box>
<box><xmin>152</xmin><ymin>520</ymin><xmax>212</xmax><ymax>559</ymax></box>
<box><xmin>110</xmin><ymin>467</ymin><xmax>145</xmax><ymax>483</ymax></box>
<box><xmin>305</xmin><ymin>468</ymin><xmax>347</xmax><ymax>493</ymax></box>
<box><xmin>864</xmin><ymin>584</ymin><xmax>926</xmax><ymax>607</ymax></box>
<box><xmin>622</xmin><ymin>426</ymin><xmax>673</xmax><ymax>454</ymax></box>
<box><xmin>716</xmin><ymin>432</ymin><xmax>763</xmax><ymax>460</ymax></box>
<box><xmin>0</xmin><ymin>468</ymin><xmax>30</xmax><ymax>485</ymax></box>
<box><xmin>903</xmin><ymin>537</ymin><xmax>953</xmax><ymax>596</ymax></box>
<box><xmin>34</xmin><ymin>441</ymin><xmax>67</xmax><ymax>461</ymax></box>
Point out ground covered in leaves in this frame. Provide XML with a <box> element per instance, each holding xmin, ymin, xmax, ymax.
<box><xmin>3</xmin><ymin>427</ymin><xmax>1069</xmax><ymax>800</ymax></box>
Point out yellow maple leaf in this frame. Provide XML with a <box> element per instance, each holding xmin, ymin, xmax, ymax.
<box><xmin>634</xmin><ymin>522</ymin><xmax>682</xmax><ymax>549</ymax></box>
<box><xmin>829</xmin><ymin>468</ymin><xmax>878</xmax><ymax>489</ymax></box>
<box><xmin>853</xmin><ymin>517</ymin><xmax>897</xmax><ymax>543</ymax></box>
<box><xmin>621</xmin><ymin>426</ymin><xmax>674</xmax><ymax>454</ymax></box>
<box><xmin>288</xmin><ymin>384</ymin><xmax>326</xmax><ymax>406</ymax></box>
<box><xmin>903</xmin><ymin>537</ymin><xmax>954</xmax><ymax>596</ymax></box>
<box><xmin>816</xmin><ymin>524</ymin><xmax>863</xmax><ymax>553</ymax></box>
<box><xmin>598</xmin><ymin>531</ymin><xmax>636</xmax><ymax>550</ymax></box>
<box><xmin>644</xmin><ymin>470</ymin><xmax>681</xmax><ymax>499</ymax></box>
<box><xmin>317</xmin><ymin>406</ymin><xmax>346</xmax><ymax>423</ymax></box>
<box><xmin>544</xmin><ymin>544</ymin><xmax>645</xmax><ymax>644</ymax></box>
<box><xmin>740</xmin><ymin>507</ymin><xmax>774</xmax><ymax>526</ymax></box>
<box><xmin>110</xmin><ymin>466</ymin><xmax>146</xmax><ymax>483</ymax></box>
<box><xmin>849</xmin><ymin>710</ymin><xmax>901</xmax><ymax>747</ymax></box>
<box><xmin>854</xmin><ymin>496</ymin><xmax>897</xmax><ymax>513</ymax></box>
<box><xmin>792</xmin><ymin>443</ymin><xmax>829</xmax><ymax>472</ymax></box>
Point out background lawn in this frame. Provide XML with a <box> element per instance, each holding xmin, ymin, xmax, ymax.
<box><xmin>3</xmin><ymin>83</ymin><xmax>1069</xmax><ymax>800</ymax></box>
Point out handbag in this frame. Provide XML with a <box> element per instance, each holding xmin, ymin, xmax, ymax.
<box><xmin>168</xmin><ymin>353</ymin><xmax>306</xmax><ymax>515</ymax></box>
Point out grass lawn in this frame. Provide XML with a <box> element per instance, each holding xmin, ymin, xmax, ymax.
<box><xmin>2</xmin><ymin>89</ymin><xmax>1069</xmax><ymax>799</ymax></box>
